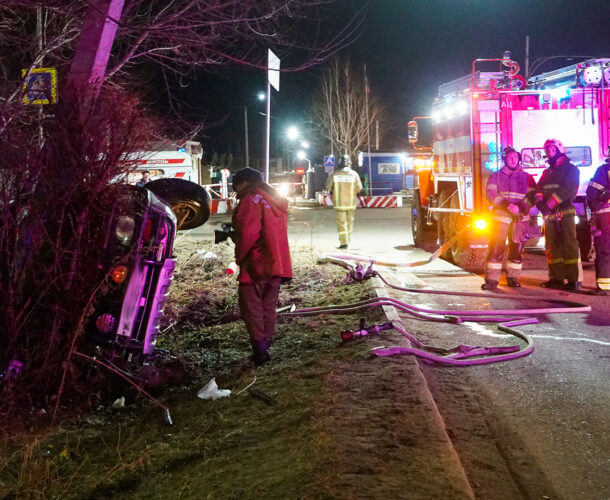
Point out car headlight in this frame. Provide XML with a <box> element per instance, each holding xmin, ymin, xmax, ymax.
<box><xmin>115</xmin><ymin>215</ymin><xmax>136</xmax><ymax>245</ymax></box>
<box><xmin>277</xmin><ymin>183</ymin><xmax>290</xmax><ymax>197</ymax></box>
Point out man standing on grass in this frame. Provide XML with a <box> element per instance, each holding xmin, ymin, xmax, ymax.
<box><xmin>231</xmin><ymin>167</ymin><xmax>293</xmax><ymax>365</ymax></box>
<box><xmin>326</xmin><ymin>155</ymin><xmax>363</xmax><ymax>249</ymax></box>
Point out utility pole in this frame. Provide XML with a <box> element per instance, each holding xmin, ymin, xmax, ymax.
<box><xmin>68</xmin><ymin>0</ymin><xmax>125</xmax><ymax>92</ymax></box>
<box><xmin>525</xmin><ymin>35</ymin><xmax>530</xmax><ymax>79</ymax></box>
<box><xmin>244</xmin><ymin>105</ymin><xmax>250</xmax><ymax>166</ymax></box>
<box><xmin>363</xmin><ymin>64</ymin><xmax>372</xmax><ymax>195</ymax></box>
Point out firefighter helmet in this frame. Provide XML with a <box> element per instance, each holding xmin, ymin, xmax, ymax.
<box><xmin>501</xmin><ymin>146</ymin><xmax>521</xmax><ymax>163</ymax></box>
<box><xmin>543</xmin><ymin>138</ymin><xmax>566</xmax><ymax>155</ymax></box>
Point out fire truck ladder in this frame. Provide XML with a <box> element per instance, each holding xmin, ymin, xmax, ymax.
<box><xmin>471</xmin><ymin>97</ymin><xmax>502</xmax><ymax>212</ymax></box>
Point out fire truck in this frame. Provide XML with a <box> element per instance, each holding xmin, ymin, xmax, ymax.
<box><xmin>409</xmin><ymin>52</ymin><xmax>610</xmax><ymax>272</ymax></box>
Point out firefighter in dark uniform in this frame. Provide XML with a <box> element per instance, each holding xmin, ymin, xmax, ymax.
<box><xmin>482</xmin><ymin>147</ymin><xmax>536</xmax><ymax>290</ymax></box>
<box><xmin>533</xmin><ymin>139</ymin><xmax>582</xmax><ymax>290</ymax></box>
<box><xmin>586</xmin><ymin>153</ymin><xmax>610</xmax><ymax>295</ymax></box>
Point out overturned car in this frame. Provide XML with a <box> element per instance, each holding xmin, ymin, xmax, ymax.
<box><xmin>85</xmin><ymin>178</ymin><xmax>210</xmax><ymax>366</ymax></box>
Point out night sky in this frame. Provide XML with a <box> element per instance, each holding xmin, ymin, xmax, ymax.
<box><xmin>178</xmin><ymin>0</ymin><xmax>610</xmax><ymax>161</ymax></box>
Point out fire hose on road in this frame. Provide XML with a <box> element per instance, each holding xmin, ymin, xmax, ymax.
<box><xmin>280</xmin><ymin>234</ymin><xmax>591</xmax><ymax>366</ymax></box>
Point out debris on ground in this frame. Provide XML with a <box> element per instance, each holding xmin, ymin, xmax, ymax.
<box><xmin>197</xmin><ymin>378</ymin><xmax>231</xmax><ymax>400</ymax></box>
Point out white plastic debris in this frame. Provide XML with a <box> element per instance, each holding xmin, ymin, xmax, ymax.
<box><xmin>197</xmin><ymin>378</ymin><xmax>231</xmax><ymax>400</ymax></box>
<box><xmin>196</xmin><ymin>249</ymin><xmax>218</xmax><ymax>260</ymax></box>
<box><xmin>112</xmin><ymin>396</ymin><xmax>126</xmax><ymax>409</ymax></box>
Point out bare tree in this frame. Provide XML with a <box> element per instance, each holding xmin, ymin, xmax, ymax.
<box><xmin>312</xmin><ymin>56</ymin><xmax>386</xmax><ymax>160</ymax></box>
<box><xmin>0</xmin><ymin>1</ymin><xmax>363</xmax><ymax>411</ymax></box>
<box><xmin>0</xmin><ymin>1</ymin><xmax>364</xmax><ymax>100</ymax></box>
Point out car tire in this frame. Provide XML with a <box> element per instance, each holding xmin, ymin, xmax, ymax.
<box><xmin>145</xmin><ymin>178</ymin><xmax>211</xmax><ymax>230</ymax></box>
<box><xmin>447</xmin><ymin>191</ymin><xmax>487</xmax><ymax>272</ymax></box>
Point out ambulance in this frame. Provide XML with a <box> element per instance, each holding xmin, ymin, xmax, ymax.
<box><xmin>125</xmin><ymin>140</ymin><xmax>203</xmax><ymax>184</ymax></box>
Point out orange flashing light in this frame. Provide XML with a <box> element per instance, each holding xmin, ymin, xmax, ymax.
<box><xmin>473</xmin><ymin>218</ymin><xmax>488</xmax><ymax>231</ymax></box>
<box><xmin>111</xmin><ymin>265</ymin><xmax>129</xmax><ymax>284</ymax></box>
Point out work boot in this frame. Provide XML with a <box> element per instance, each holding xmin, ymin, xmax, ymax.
<box><xmin>481</xmin><ymin>280</ymin><xmax>498</xmax><ymax>291</ymax></box>
<box><xmin>251</xmin><ymin>350</ymin><xmax>271</xmax><ymax>366</ymax></box>
<box><xmin>540</xmin><ymin>279</ymin><xmax>564</xmax><ymax>289</ymax></box>
<box><xmin>563</xmin><ymin>282</ymin><xmax>582</xmax><ymax>291</ymax></box>
<box><xmin>338</xmin><ymin>244</ymin><xmax>348</xmax><ymax>249</ymax></box>
<box><xmin>506</xmin><ymin>278</ymin><xmax>521</xmax><ymax>288</ymax></box>
<box><xmin>590</xmin><ymin>287</ymin><xmax>608</xmax><ymax>296</ymax></box>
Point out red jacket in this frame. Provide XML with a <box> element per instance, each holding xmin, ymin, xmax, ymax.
<box><xmin>232</xmin><ymin>183</ymin><xmax>293</xmax><ymax>284</ymax></box>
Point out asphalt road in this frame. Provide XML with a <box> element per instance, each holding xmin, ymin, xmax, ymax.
<box><xmin>188</xmin><ymin>202</ymin><xmax>609</xmax><ymax>498</ymax></box>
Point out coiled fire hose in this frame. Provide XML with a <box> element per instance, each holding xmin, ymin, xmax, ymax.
<box><xmin>280</xmin><ymin>234</ymin><xmax>591</xmax><ymax>366</ymax></box>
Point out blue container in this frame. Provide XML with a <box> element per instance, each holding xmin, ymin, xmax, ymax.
<box><xmin>359</xmin><ymin>153</ymin><xmax>407</xmax><ymax>195</ymax></box>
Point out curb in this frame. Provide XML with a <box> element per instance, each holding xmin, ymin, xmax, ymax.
<box><xmin>371</xmin><ymin>274</ymin><xmax>475</xmax><ymax>498</ymax></box>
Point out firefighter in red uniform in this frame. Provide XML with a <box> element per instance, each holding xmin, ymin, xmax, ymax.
<box><xmin>482</xmin><ymin>147</ymin><xmax>536</xmax><ymax>290</ymax></box>
<box><xmin>231</xmin><ymin>167</ymin><xmax>293</xmax><ymax>364</ymax></box>
<box><xmin>533</xmin><ymin>139</ymin><xmax>582</xmax><ymax>290</ymax></box>
<box><xmin>586</xmin><ymin>154</ymin><xmax>610</xmax><ymax>295</ymax></box>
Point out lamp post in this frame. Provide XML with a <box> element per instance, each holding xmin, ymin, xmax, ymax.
<box><xmin>296</xmin><ymin>149</ymin><xmax>311</xmax><ymax>170</ymax></box>
<box><xmin>244</xmin><ymin>91</ymin><xmax>266</xmax><ymax>167</ymax></box>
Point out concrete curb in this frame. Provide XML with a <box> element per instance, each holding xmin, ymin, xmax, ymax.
<box><xmin>371</xmin><ymin>275</ymin><xmax>475</xmax><ymax>498</ymax></box>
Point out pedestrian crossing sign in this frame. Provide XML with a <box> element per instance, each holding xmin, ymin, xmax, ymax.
<box><xmin>324</xmin><ymin>155</ymin><xmax>335</xmax><ymax>172</ymax></box>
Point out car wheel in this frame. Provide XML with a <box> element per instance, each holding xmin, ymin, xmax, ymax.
<box><xmin>145</xmin><ymin>178</ymin><xmax>211</xmax><ymax>230</ymax></box>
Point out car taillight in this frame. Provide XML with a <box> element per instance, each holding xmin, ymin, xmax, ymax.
<box><xmin>156</xmin><ymin>243</ymin><xmax>165</xmax><ymax>261</ymax></box>
<box><xmin>96</xmin><ymin>314</ymin><xmax>116</xmax><ymax>333</ymax></box>
<box><xmin>111</xmin><ymin>265</ymin><xmax>128</xmax><ymax>284</ymax></box>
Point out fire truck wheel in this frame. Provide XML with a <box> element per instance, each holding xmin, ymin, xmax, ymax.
<box><xmin>411</xmin><ymin>190</ymin><xmax>437</xmax><ymax>248</ymax></box>
<box><xmin>437</xmin><ymin>190</ymin><xmax>452</xmax><ymax>260</ymax></box>
<box><xmin>449</xmin><ymin>192</ymin><xmax>487</xmax><ymax>272</ymax></box>
<box><xmin>576</xmin><ymin>219</ymin><xmax>595</xmax><ymax>262</ymax></box>
<box><xmin>145</xmin><ymin>178</ymin><xmax>211</xmax><ymax>230</ymax></box>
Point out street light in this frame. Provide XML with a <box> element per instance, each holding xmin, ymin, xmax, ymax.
<box><xmin>286</xmin><ymin>125</ymin><xmax>299</xmax><ymax>140</ymax></box>
<box><xmin>296</xmin><ymin>150</ymin><xmax>312</xmax><ymax>170</ymax></box>
<box><xmin>299</xmin><ymin>140</ymin><xmax>310</xmax><ymax>149</ymax></box>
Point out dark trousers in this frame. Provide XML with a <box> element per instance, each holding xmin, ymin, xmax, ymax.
<box><xmin>594</xmin><ymin>211</ymin><xmax>610</xmax><ymax>290</ymax></box>
<box><xmin>544</xmin><ymin>213</ymin><xmax>581</xmax><ymax>283</ymax></box>
<box><xmin>238</xmin><ymin>277</ymin><xmax>282</xmax><ymax>355</ymax></box>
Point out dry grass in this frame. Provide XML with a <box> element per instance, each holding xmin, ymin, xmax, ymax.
<box><xmin>0</xmin><ymin>238</ymin><xmax>385</xmax><ymax>499</ymax></box>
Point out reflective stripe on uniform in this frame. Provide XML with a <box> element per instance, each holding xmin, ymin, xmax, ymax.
<box><xmin>507</xmin><ymin>261</ymin><xmax>522</xmax><ymax>269</ymax></box>
<box><xmin>564</xmin><ymin>258</ymin><xmax>581</xmax><ymax>265</ymax></box>
<box><xmin>548</xmin><ymin>257</ymin><xmax>563</xmax><ymax>264</ymax></box>
<box><xmin>597</xmin><ymin>278</ymin><xmax>610</xmax><ymax>290</ymax></box>
<box><xmin>333</xmin><ymin>175</ymin><xmax>357</xmax><ymax>183</ymax></box>
<box><xmin>493</xmin><ymin>214</ymin><xmax>512</xmax><ymax>224</ymax></box>
<box><xmin>589</xmin><ymin>180</ymin><xmax>605</xmax><ymax>191</ymax></box>
<box><xmin>486</xmin><ymin>262</ymin><xmax>502</xmax><ymax>269</ymax></box>
<box><xmin>498</xmin><ymin>191</ymin><xmax>529</xmax><ymax>198</ymax></box>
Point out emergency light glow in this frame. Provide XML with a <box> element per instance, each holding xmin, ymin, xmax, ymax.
<box><xmin>551</xmin><ymin>86</ymin><xmax>571</xmax><ymax>100</ymax></box>
<box><xmin>582</xmin><ymin>66</ymin><xmax>603</xmax><ymax>85</ymax></box>
<box><xmin>111</xmin><ymin>265</ymin><xmax>128</xmax><ymax>284</ymax></box>
<box><xmin>96</xmin><ymin>314</ymin><xmax>116</xmax><ymax>334</ymax></box>
<box><xmin>457</xmin><ymin>100</ymin><xmax>469</xmax><ymax>114</ymax></box>
<box><xmin>473</xmin><ymin>218</ymin><xmax>488</xmax><ymax>231</ymax></box>
<box><xmin>432</xmin><ymin>110</ymin><xmax>442</xmax><ymax>122</ymax></box>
